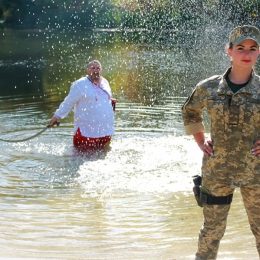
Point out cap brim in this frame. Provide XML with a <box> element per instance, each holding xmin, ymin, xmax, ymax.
<box><xmin>233</xmin><ymin>36</ymin><xmax>260</xmax><ymax>45</ymax></box>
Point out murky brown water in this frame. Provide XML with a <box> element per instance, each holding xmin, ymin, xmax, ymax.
<box><xmin>0</xmin><ymin>29</ymin><xmax>259</xmax><ymax>259</ymax></box>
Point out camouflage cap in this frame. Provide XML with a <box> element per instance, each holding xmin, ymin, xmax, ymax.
<box><xmin>229</xmin><ymin>25</ymin><xmax>260</xmax><ymax>45</ymax></box>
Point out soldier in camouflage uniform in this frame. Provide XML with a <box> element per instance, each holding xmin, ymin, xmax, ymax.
<box><xmin>182</xmin><ymin>25</ymin><xmax>260</xmax><ymax>259</ymax></box>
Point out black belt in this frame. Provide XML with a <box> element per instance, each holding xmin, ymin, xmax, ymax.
<box><xmin>200</xmin><ymin>191</ymin><xmax>233</xmax><ymax>205</ymax></box>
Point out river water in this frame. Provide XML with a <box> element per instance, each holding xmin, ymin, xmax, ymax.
<box><xmin>0</xmin><ymin>28</ymin><xmax>259</xmax><ymax>259</ymax></box>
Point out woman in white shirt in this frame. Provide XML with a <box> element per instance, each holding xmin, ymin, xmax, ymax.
<box><xmin>49</xmin><ymin>60</ymin><xmax>115</xmax><ymax>152</ymax></box>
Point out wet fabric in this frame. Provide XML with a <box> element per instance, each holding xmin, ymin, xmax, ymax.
<box><xmin>54</xmin><ymin>76</ymin><xmax>114</xmax><ymax>138</ymax></box>
<box><xmin>73</xmin><ymin>128</ymin><xmax>111</xmax><ymax>152</ymax></box>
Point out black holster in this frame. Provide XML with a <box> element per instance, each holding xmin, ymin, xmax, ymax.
<box><xmin>192</xmin><ymin>175</ymin><xmax>233</xmax><ymax>207</ymax></box>
<box><xmin>192</xmin><ymin>175</ymin><xmax>203</xmax><ymax>207</ymax></box>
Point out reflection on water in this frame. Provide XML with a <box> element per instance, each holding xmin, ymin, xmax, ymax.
<box><xmin>0</xmin><ymin>29</ymin><xmax>259</xmax><ymax>259</ymax></box>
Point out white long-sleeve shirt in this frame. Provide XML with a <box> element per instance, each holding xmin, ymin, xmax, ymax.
<box><xmin>54</xmin><ymin>76</ymin><xmax>114</xmax><ymax>138</ymax></box>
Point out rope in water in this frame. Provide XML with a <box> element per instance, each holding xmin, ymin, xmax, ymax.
<box><xmin>0</xmin><ymin>126</ymin><xmax>50</xmax><ymax>143</ymax></box>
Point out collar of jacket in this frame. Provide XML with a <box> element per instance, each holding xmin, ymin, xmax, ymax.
<box><xmin>217</xmin><ymin>67</ymin><xmax>259</xmax><ymax>96</ymax></box>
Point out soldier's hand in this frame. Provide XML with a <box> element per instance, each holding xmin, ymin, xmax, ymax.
<box><xmin>252</xmin><ymin>140</ymin><xmax>260</xmax><ymax>157</ymax></box>
<box><xmin>198</xmin><ymin>140</ymin><xmax>214</xmax><ymax>157</ymax></box>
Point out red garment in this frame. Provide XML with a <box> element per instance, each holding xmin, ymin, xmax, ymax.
<box><xmin>73</xmin><ymin>128</ymin><xmax>111</xmax><ymax>151</ymax></box>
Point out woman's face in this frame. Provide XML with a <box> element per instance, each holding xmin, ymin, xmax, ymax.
<box><xmin>228</xmin><ymin>39</ymin><xmax>260</xmax><ymax>69</ymax></box>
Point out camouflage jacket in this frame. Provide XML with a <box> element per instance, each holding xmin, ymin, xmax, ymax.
<box><xmin>182</xmin><ymin>68</ymin><xmax>260</xmax><ymax>180</ymax></box>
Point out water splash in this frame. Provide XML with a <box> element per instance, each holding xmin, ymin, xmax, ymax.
<box><xmin>76</xmin><ymin>134</ymin><xmax>201</xmax><ymax>197</ymax></box>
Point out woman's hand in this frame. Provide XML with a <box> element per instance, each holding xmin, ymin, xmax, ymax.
<box><xmin>252</xmin><ymin>140</ymin><xmax>260</xmax><ymax>157</ymax></box>
<box><xmin>198</xmin><ymin>140</ymin><xmax>214</xmax><ymax>157</ymax></box>
<box><xmin>193</xmin><ymin>132</ymin><xmax>213</xmax><ymax>157</ymax></box>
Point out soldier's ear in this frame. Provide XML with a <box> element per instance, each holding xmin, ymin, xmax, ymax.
<box><xmin>226</xmin><ymin>46</ymin><xmax>233</xmax><ymax>58</ymax></box>
<box><xmin>225</xmin><ymin>43</ymin><xmax>231</xmax><ymax>57</ymax></box>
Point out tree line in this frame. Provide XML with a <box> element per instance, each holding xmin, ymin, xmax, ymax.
<box><xmin>0</xmin><ymin>0</ymin><xmax>259</xmax><ymax>30</ymax></box>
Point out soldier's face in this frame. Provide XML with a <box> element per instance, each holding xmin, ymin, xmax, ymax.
<box><xmin>228</xmin><ymin>39</ymin><xmax>260</xmax><ymax>68</ymax></box>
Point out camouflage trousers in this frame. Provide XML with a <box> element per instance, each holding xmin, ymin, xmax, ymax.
<box><xmin>195</xmin><ymin>183</ymin><xmax>260</xmax><ymax>260</ymax></box>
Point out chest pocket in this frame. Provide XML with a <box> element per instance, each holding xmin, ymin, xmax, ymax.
<box><xmin>206</xmin><ymin>95</ymin><xmax>226</xmax><ymax>130</ymax></box>
<box><xmin>228</xmin><ymin>95</ymin><xmax>243</xmax><ymax>127</ymax></box>
<box><xmin>244</xmin><ymin>96</ymin><xmax>260</xmax><ymax>126</ymax></box>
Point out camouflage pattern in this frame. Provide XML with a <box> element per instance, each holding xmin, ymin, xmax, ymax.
<box><xmin>182</xmin><ymin>68</ymin><xmax>260</xmax><ymax>259</ymax></box>
<box><xmin>229</xmin><ymin>25</ymin><xmax>260</xmax><ymax>46</ymax></box>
